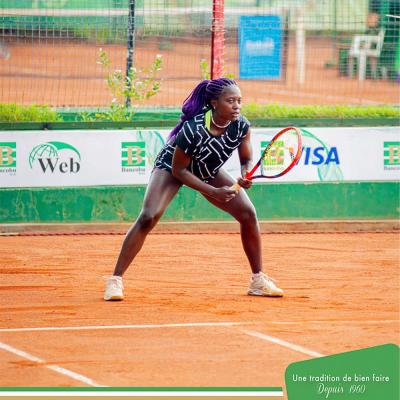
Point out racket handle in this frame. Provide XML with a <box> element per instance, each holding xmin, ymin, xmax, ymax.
<box><xmin>231</xmin><ymin>182</ymin><xmax>242</xmax><ymax>192</ymax></box>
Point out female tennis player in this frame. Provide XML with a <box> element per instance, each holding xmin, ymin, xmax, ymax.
<box><xmin>104</xmin><ymin>78</ymin><xmax>283</xmax><ymax>300</ymax></box>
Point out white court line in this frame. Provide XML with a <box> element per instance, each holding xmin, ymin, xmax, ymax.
<box><xmin>0</xmin><ymin>391</ymin><xmax>283</xmax><ymax>397</ymax></box>
<box><xmin>0</xmin><ymin>321</ymin><xmax>247</xmax><ymax>333</ymax></box>
<box><xmin>0</xmin><ymin>341</ymin><xmax>106</xmax><ymax>387</ymax></box>
<box><xmin>240</xmin><ymin>329</ymin><xmax>325</xmax><ymax>358</ymax></box>
<box><xmin>270</xmin><ymin>320</ymin><xmax>399</xmax><ymax>325</ymax></box>
<box><xmin>1</xmin><ymin>319</ymin><xmax>394</xmax><ymax>333</ymax></box>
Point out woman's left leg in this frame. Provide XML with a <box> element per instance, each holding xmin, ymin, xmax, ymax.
<box><xmin>202</xmin><ymin>169</ymin><xmax>262</xmax><ymax>274</ymax></box>
<box><xmin>202</xmin><ymin>169</ymin><xmax>283</xmax><ymax>296</ymax></box>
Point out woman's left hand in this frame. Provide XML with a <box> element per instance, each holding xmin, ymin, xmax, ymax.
<box><xmin>236</xmin><ymin>176</ymin><xmax>252</xmax><ymax>190</ymax></box>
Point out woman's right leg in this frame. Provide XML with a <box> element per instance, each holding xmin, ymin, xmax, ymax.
<box><xmin>112</xmin><ymin>168</ymin><xmax>182</xmax><ymax>277</ymax></box>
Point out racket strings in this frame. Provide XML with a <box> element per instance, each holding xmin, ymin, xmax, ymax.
<box><xmin>260</xmin><ymin>129</ymin><xmax>300</xmax><ymax>176</ymax></box>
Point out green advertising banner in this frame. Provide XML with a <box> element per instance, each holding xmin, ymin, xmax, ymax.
<box><xmin>285</xmin><ymin>344</ymin><xmax>399</xmax><ymax>400</ymax></box>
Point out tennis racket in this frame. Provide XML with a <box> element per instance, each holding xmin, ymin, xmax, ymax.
<box><xmin>232</xmin><ymin>126</ymin><xmax>302</xmax><ymax>191</ymax></box>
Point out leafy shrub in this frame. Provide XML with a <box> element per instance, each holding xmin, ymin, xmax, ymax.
<box><xmin>0</xmin><ymin>104</ymin><xmax>61</xmax><ymax>122</ymax></box>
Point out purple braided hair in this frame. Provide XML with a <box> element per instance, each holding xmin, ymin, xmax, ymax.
<box><xmin>168</xmin><ymin>78</ymin><xmax>237</xmax><ymax>140</ymax></box>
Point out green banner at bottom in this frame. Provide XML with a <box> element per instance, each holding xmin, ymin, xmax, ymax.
<box><xmin>285</xmin><ymin>343</ymin><xmax>399</xmax><ymax>400</ymax></box>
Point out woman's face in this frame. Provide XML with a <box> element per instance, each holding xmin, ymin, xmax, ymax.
<box><xmin>211</xmin><ymin>85</ymin><xmax>242</xmax><ymax>121</ymax></box>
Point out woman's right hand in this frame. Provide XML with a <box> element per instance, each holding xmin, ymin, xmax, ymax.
<box><xmin>211</xmin><ymin>186</ymin><xmax>237</xmax><ymax>203</ymax></box>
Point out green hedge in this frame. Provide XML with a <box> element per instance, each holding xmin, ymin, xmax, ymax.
<box><xmin>0</xmin><ymin>104</ymin><xmax>61</xmax><ymax>122</ymax></box>
<box><xmin>1</xmin><ymin>103</ymin><xmax>399</xmax><ymax>123</ymax></box>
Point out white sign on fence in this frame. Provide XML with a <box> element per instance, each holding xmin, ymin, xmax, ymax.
<box><xmin>0</xmin><ymin>127</ymin><xmax>399</xmax><ymax>188</ymax></box>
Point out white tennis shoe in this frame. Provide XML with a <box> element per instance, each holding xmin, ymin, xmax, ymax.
<box><xmin>248</xmin><ymin>272</ymin><xmax>284</xmax><ymax>297</ymax></box>
<box><xmin>104</xmin><ymin>275</ymin><xmax>124</xmax><ymax>301</ymax></box>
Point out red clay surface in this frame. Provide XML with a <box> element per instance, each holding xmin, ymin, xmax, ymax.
<box><xmin>0</xmin><ymin>232</ymin><xmax>398</xmax><ymax>393</ymax></box>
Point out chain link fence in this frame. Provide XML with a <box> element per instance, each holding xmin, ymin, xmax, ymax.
<box><xmin>0</xmin><ymin>0</ymin><xmax>398</xmax><ymax>108</ymax></box>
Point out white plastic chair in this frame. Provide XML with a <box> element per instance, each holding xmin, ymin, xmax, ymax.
<box><xmin>348</xmin><ymin>29</ymin><xmax>385</xmax><ymax>80</ymax></box>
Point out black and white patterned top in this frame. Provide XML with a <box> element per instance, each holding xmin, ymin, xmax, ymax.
<box><xmin>154</xmin><ymin>112</ymin><xmax>251</xmax><ymax>182</ymax></box>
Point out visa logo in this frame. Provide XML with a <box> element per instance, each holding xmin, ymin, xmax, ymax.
<box><xmin>298</xmin><ymin>146</ymin><xmax>340</xmax><ymax>165</ymax></box>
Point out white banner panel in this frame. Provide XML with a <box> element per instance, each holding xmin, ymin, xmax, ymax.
<box><xmin>0</xmin><ymin>127</ymin><xmax>399</xmax><ymax>188</ymax></box>
<box><xmin>225</xmin><ymin>127</ymin><xmax>400</xmax><ymax>183</ymax></box>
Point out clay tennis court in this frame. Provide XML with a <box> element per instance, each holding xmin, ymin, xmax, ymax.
<box><xmin>0</xmin><ymin>230</ymin><xmax>398</xmax><ymax>395</ymax></box>
<box><xmin>2</xmin><ymin>37</ymin><xmax>398</xmax><ymax>107</ymax></box>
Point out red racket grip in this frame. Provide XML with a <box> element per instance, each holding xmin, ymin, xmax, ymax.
<box><xmin>230</xmin><ymin>173</ymin><xmax>252</xmax><ymax>192</ymax></box>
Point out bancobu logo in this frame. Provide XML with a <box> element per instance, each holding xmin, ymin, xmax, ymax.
<box><xmin>29</xmin><ymin>141</ymin><xmax>81</xmax><ymax>173</ymax></box>
<box><xmin>384</xmin><ymin>142</ymin><xmax>400</xmax><ymax>170</ymax></box>
<box><xmin>260</xmin><ymin>140</ymin><xmax>286</xmax><ymax>171</ymax></box>
<box><xmin>121</xmin><ymin>142</ymin><xmax>146</xmax><ymax>174</ymax></box>
<box><xmin>0</xmin><ymin>142</ymin><xmax>16</xmax><ymax>175</ymax></box>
